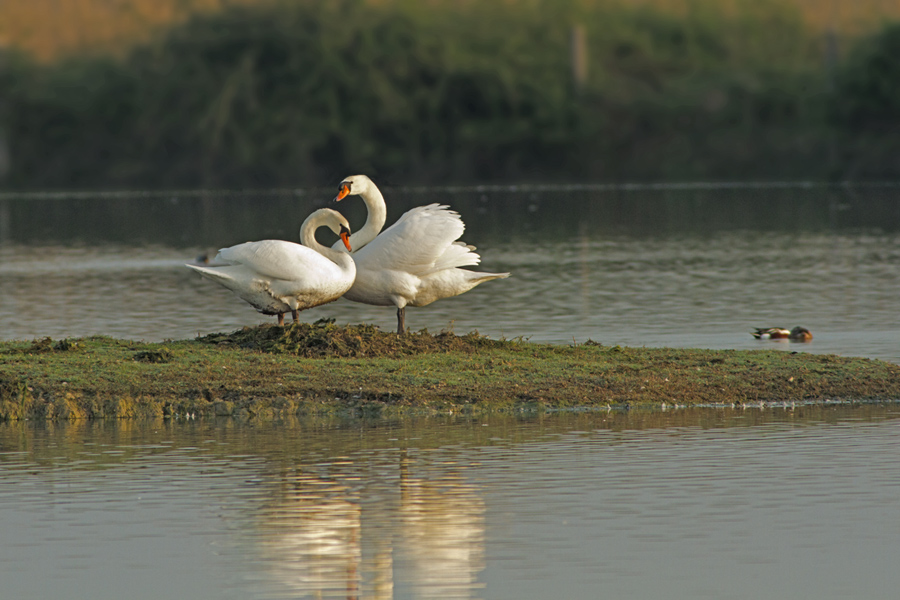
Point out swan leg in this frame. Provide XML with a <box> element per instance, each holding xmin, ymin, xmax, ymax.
<box><xmin>397</xmin><ymin>307</ymin><xmax>406</xmax><ymax>335</ymax></box>
<box><xmin>277</xmin><ymin>313</ymin><xmax>285</xmax><ymax>327</ymax></box>
<box><xmin>291</xmin><ymin>309</ymin><xmax>299</xmax><ymax>323</ymax></box>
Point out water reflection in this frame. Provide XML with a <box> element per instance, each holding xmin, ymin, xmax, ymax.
<box><xmin>258</xmin><ymin>474</ymin><xmax>365</xmax><ymax>599</ymax></box>
<box><xmin>254</xmin><ymin>453</ymin><xmax>485</xmax><ymax>600</ymax></box>
<box><xmin>398</xmin><ymin>454</ymin><xmax>485</xmax><ymax>600</ymax></box>
<box><xmin>2</xmin><ymin>184</ymin><xmax>900</xmax><ymax>247</ymax></box>
<box><xmin>3</xmin><ymin>407</ymin><xmax>900</xmax><ymax>599</ymax></box>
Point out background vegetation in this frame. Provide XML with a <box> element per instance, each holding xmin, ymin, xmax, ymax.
<box><xmin>4</xmin><ymin>0</ymin><xmax>899</xmax><ymax>62</ymax></box>
<box><xmin>1</xmin><ymin>0</ymin><xmax>900</xmax><ymax>188</ymax></box>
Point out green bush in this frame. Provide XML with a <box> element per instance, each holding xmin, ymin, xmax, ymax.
<box><xmin>831</xmin><ymin>23</ymin><xmax>900</xmax><ymax>178</ymax></box>
<box><xmin>834</xmin><ymin>22</ymin><xmax>900</xmax><ymax>129</ymax></box>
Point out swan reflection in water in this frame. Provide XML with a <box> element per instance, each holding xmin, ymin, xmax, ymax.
<box><xmin>254</xmin><ymin>456</ymin><xmax>485</xmax><ymax>599</ymax></box>
<box><xmin>398</xmin><ymin>455</ymin><xmax>486</xmax><ymax>600</ymax></box>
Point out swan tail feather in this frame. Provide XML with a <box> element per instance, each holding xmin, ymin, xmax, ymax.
<box><xmin>468</xmin><ymin>271</ymin><xmax>510</xmax><ymax>283</ymax></box>
<box><xmin>185</xmin><ymin>263</ymin><xmax>242</xmax><ymax>288</ymax></box>
<box><xmin>425</xmin><ymin>241</ymin><xmax>483</xmax><ymax>273</ymax></box>
<box><xmin>408</xmin><ymin>269</ymin><xmax>510</xmax><ymax>307</ymax></box>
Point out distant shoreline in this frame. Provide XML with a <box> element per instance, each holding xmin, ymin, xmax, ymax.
<box><xmin>4</xmin><ymin>2</ymin><xmax>900</xmax><ymax>189</ymax></box>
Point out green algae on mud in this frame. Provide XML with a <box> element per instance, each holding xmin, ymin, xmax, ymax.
<box><xmin>2</xmin><ymin>321</ymin><xmax>900</xmax><ymax>421</ymax></box>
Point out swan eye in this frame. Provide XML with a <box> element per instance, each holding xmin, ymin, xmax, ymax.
<box><xmin>339</xmin><ymin>225</ymin><xmax>351</xmax><ymax>236</ymax></box>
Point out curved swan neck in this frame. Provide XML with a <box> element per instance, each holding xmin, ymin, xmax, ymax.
<box><xmin>352</xmin><ymin>183</ymin><xmax>388</xmax><ymax>249</ymax></box>
<box><xmin>300</xmin><ymin>215</ymin><xmax>354</xmax><ymax>268</ymax></box>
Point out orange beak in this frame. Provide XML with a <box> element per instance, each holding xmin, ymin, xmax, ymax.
<box><xmin>340</xmin><ymin>225</ymin><xmax>352</xmax><ymax>251</ymax></box>
<box><xmin>333</xmin><ymin>183</ymin><xmax>350</xmax><ymax>202</ymax></box>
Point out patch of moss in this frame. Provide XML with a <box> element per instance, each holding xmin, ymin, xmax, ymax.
<box><xmin>22</xmin><ymin>337</ymin><xmax>82</xmax><ymax>354</ymax></box>
<box><xmin>52</xmin><ymin>339</ymin><xmax>81</xmax><ymax>352</ymax></box>
<box><xmin>133</xmin><ymin>348</ymin><xmax>175</xmax><ymax>363</ymax></box>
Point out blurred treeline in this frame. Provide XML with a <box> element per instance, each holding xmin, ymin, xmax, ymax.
<box><xmin>1</xmin><ymin>0</ymin><xmax>900</xmax><ymax>188</ymax></box>
<box><xmin>4</xmin><ymin>0</ymin><xmax>898</xmax><ymax>62</ymax></box>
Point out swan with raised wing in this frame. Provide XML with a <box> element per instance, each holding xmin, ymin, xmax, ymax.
<box><xmin>332</xmin><ymin>175</ymin><xmax>509</xmax><ymax>334</ymax></box>
<box><xmin>187</xmin><ymin>208</ymin><xmax>355</xmax><ymax>326</ymax></box>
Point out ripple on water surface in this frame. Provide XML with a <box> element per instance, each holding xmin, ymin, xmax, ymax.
<box><xmin>2</xmin><ymin>407</ymin><xmax>900</xmax><ymax>599</ymax></box>
<box><xmin>1</xmin><ymin>187</ymin><xmax>900</xmax><ymax>362</ymax></box>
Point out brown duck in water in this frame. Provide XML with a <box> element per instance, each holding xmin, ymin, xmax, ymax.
<box><xmin>751</xmin><ymin>326</ymin><xmax>813</xmax><ymax>342</ymax></box>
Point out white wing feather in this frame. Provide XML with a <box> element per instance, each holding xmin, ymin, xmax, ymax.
<box><xmin>351</xmin><ymin>204</ymin><xmax>478</xmax><ymax>276</ymax></box>
<box><xmin>215</xmin><ymin>240</ymin><xmax>333</xmax><ymax>283</ymax></box>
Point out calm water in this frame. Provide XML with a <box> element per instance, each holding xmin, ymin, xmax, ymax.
<box><xmin>1</xmin><ymin>183</ymin><xmax>898</xmax><ymax>361</ymax></box>
<box><xmin>3</xmin><ymin>185</ymin><xmax>898</xmax><ymax>598</ymax></box>
<box><xmin>2</xmin><ymin>407</ymin><xmax>900</xmax><ymax>600</ymax></box>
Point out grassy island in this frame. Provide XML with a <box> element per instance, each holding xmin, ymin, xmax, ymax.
<box><xmin>2</xmin><ymin>321</ymin><xmax>899</xmax><ymax>421</ymax></box>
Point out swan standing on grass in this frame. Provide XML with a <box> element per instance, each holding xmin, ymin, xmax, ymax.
<box><xmin>187</xmin><ymin>208</ymin><xmax>355</xmax><ymax>326</ymax></box>
<box><xmin>332</xmin><ymin>175</ymin><xmax>509</xmax><ymax>334</ymax></box>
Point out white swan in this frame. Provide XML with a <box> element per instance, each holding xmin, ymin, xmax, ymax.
<box><xmin>187</xmin><ymin>208</ymin><xmax>356</xmax><ymax>326</ymax></box>
<box><xmin>332</xmin><ymin>175</ymin><xmax>509</xmax><ymax>334</ymax></box>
